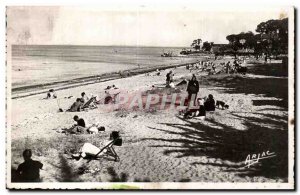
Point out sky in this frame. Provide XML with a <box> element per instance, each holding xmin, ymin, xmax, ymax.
<box><xmin>6</xmin><ymin>6</ymin><xmax>289</xmax><ymax>47</ymax></box>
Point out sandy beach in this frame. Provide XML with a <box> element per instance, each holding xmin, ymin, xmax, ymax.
<box><xmin>9</xmin><ymin>58</ymin><xmax>289</xmax><ymax>183</ymax></box>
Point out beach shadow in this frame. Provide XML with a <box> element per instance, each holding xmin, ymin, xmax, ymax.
<box><xmin>107</xmin><ymin>167</ymin><xmax>128</xmax><ymax>182</ymax></box>
<box><xmin>142</xmin><ymin>114</ymin><xmax>288</xmax><ymax>179</ymax></box>
<box><xmin>58</xmin><ymin>154</ymin><xmax>81</xmax><ymax>182</ymax></box>
<box><xmin>11</xmin><ymin>168</ymin><xmax>20</xmax><ymax>182</ymax></box>
<box><xmin>252</xmin><ymin>99</ymin><xmax>287</xmax><ymax>108</ymax></box>
<box><xmin>199</xmin><ymin>74</ymin><xmax>288</xmax><ymax>109</ymax></box>
<box><xmin>247</xmin><ymin>63</ymin><xmax>288</xmax><ymax>77</ymax></box>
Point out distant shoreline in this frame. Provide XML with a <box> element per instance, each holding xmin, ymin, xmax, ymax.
<box><xmin>11</xmin><ymin>44</ymin><xmax>188</xmax><ymax>49</ymax></box>
<box><xmin>11</xmin><ymin>60</ymin><xmax>202</xmax><ymax>99</ymax></box>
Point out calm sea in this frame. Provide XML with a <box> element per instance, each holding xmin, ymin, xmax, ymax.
<box><xmin>11</xmin><ymin>45</ymin><xmax>197</xmax><ymax>88</ymax></box>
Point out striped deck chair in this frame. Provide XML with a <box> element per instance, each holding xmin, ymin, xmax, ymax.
<box><xmin>81</xmin><ymin>96</ymin><xmax>97</xmax><ymax>110</ymax></box>
<box><xmin>88</xmin><ymin>131</ymin><xmax>122</xmax><ymax>162</ymax></box>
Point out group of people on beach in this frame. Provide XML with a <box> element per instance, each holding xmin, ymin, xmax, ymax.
<box><xmin>67</xmin><ymin>92</ymin><xmax>98</xmax><ymax>112</ymax></box>
<box><xmin>55</xmin><ymin>115</ymin><xmax>105</xmax><ymax>135</ymax></box>
<box><xmin>183</xmin><ymin>74</ymin><xmax>218</xmax><ymax>119</ymax></box>
<box><xmin>15</xmin><ymin>57</ymin><xmax>239</xmax><ymax>182</ymax></box>
<box><xmin>184</xmin><ymin>58</ymin><xmax>247</xmax><ymax>75</ymax></box>
<box><xmin>164</xmin><ymin>62</ymin><xmax>230</xmax><ymax>119</ymax></box>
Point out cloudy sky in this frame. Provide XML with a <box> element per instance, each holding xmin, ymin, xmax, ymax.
<box><xmin>6</xmin><ymin>6</ymin><xmax>289</xmax><ymax>47</ymax></box>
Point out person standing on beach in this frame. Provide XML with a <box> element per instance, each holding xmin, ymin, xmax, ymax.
<box><xmin>186</xmin><ymin>74</ymin><xmax>199</xmax><ymax>106</ymax></box>
<box><xmin>16</xmin><ymin>149</ymin><xmax>43</xmax><ymax>182</ymax></box>
<box><xmin>225</xmin><ymin>61</ymin><xmax>230</xmax><ymax>74</ymax></box>
<box><xmin>166</xmin><ymin>70</ymin><xmax>174</xmax><ymax>87</ymax></box>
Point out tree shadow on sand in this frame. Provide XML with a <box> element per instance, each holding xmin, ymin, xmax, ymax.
<box><xmin>49</xmin><ymin>154</ymin><xmax>82</xmax><ymax>182</ymax></box>
<box><xmin>11</xmin><ymin>168</ymin><xmax>20</xmax><ymax>182</ymax></box>
<box><xmin>199</xmin><ymin>74</ymin><xmax>288</xmax><ymax>109</ymax></box>
<box><xmin>142</xmin><ymin>114</ymin><xmax>288</xmax><ymax>180</ymax></box>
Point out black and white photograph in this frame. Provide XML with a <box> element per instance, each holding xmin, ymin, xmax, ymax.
<box><xmin>5</xmin><ymin>5</ymin><xmax>295</xmax><ymax>190</ymax></box>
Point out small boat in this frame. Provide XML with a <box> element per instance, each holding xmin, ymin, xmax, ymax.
<box><xmin>161</xmin><ymin>50</ymin><xmax>173</xmax><ymax>57</ymax></box>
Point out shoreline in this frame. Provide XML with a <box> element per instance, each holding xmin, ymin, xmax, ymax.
<box><xmin>11</xmin><ymin>60</ymin><xmax>201</xmax><ymax>99</ymax></box>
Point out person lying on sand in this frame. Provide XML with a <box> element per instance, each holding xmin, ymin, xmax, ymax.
<box><xmin>71</xmin><ymin>142</ymin><xmax>107</xmax><ymax>159</ymax></box>
<box><xmin>67</xmin><ymin>98</ymin><xmax>83</xmax><ymax>112</ymax></box>
<box><xmin>71</xmin><ymin>131</ymin><xmax>121</xmax><ymax>160</ymax></box>
<box><xmin>87</xmin><ymin>126</ymin><xmax>105</xmax><ymax>134</ymax></box>
<box><xmin>15</xmin><ymin>149</ymin><xmax>43</xmax><ymax>182</ymax></box>
<box><xmin>56</xmin><ymin>115</ymin><xmax>105</xmax><ymax>135</ymax></box>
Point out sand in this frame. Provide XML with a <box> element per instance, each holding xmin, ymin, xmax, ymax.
<box><xmin>9</xmin><ymin>59</ymin><xmax>289</xmax><ymax>183</ymax></box>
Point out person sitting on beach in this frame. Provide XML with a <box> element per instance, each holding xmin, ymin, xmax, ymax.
<box><xmin>156</xmin><ymin>69</ymin><xmax>161</xmax><ymax>76</ymax></box>
<box><xmin>45</xmin><ymin>89</ymin><xmax>57</xmax><ymax>99</ymax></box>
<box><xmin>183</xmin><ymin>98</ymin><xmax>206</xmax><ymax>119</ymax></box>
<box><xmin>81</xmin><ymin>92</ymin><xmax>89</xmax><ymax>103</ymax></box>
<box><xmin>16</xmin><ymin>149</ymin><xmax>43</xmax><ymax>182</ymax></box>
<box><xmin>64</xmin><ymin>115</ymin><xmax>87</xmax><ymax>134</ymax></box>
<box><xmin>204</xmin><ymin>94</ymin><xmax>216</xmax><ymax>111</ymax></box>
<box><xmin>67</xmin><ymin>98</ymin><xmax>83</xmax><ymax>112</ymax></box>
<box><xmin>72</xmin><ymin>115</ymin><xmax>86</xmax><ymax>133</ymax></box>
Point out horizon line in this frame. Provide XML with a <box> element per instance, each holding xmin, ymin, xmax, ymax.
<box><xmin>11</xmin><ymin>43</ymin><xmax>228</xmax><ymax>47</ymax></box>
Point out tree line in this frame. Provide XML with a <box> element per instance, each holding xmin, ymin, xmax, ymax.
<box><xmin>190</xmin><ymin>18</ymin><xmax>288</xmax><ymax>58</ymax></box>
<box><xmin>223</xmin><ymin>18</ymin><xmax>288</xmax><ymax>58</ymax></box>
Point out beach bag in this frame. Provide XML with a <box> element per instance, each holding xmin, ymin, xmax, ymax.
<box><xmin>110</xmin><ymin>131</ymin><xmax>120</xmax><ymax>140</ymax></box>
<box><xmin>109</xmin><ymin>131</ymin><xmax>122</xmax><ymax>146</ymax></box>
<box><xmin>98</xmin><ymin>126</ymin><xmax>105</xmax><ymax>131</ymax></box>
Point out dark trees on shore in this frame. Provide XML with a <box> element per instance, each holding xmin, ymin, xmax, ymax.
<box><xmin>202</xmin><ymin>41</ymin><xmax>214</xmax><ymax>51</ymax></box>
<box><xmin>191</xmin><ymin>39</ymin><xmax>202</xmax><ymax>51</ymax></box>
<box><xmin>223</xmin><ymin>18</ymin><xmax>288</xmax><ymax>59</ymax></box>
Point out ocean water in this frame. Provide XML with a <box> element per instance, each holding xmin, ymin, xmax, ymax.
<box><xmin>11</xmin><ymin>45</ymin><xmax>198</xmax><ymax>89</ymax></box>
